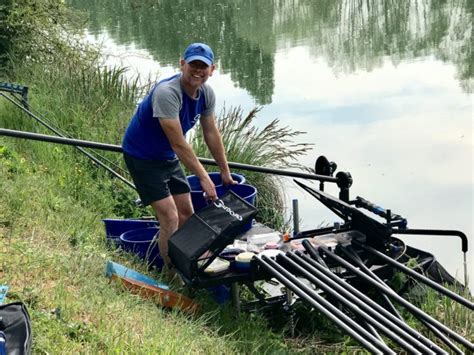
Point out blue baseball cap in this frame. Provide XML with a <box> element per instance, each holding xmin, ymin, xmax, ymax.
<box><xmin>183</xmin><ymin>43</ymin><xmax>214</xmax><ymax>66</ymax></box>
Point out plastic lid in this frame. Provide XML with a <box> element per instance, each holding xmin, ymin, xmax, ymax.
<box><xmin>248</xmin><ymin>232</ymin><xmax>281</xmax><ymax>245</ymax></box>
<box><xmin>235</xmin><ymin>252</ymin><xmax>255</xmax><ymax>263</ymax></box>
<box><xmin>201</xmin><ymin>257</ymin><xmax>230</xmax><ymax>274</ymax></box>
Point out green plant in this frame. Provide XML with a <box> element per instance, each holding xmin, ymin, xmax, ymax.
<box><xmin>190</xmin><ymin>106</ymin><xmax>313</xmax><ymax>230</ymax></box>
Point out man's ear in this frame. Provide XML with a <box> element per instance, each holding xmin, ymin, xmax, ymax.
<box><xmin>180</xmin><ymin>59</ymin><xmax>186</xmax><ymax>68</ymax></box>
<box><xmin>209</xmin><ymin>64</ymin><xmax>216</xmax><ymax>76</ymax></box>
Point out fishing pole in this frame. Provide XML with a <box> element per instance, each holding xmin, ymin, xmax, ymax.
<box><xmin>0</xmin><ymin>128</ymin><xmax>342</xmax><ymax>184</ymax></box>
<box><xmin>278</xmin><ymin>252</ymin><xmax>430</xmax><ymax>354</ymax></box>
<box><xmin>338</xmin><ymin>245</ymin><xmax>464</xmax><ymax>354</ymax></box>
<box><xmin>292</xmin><ymin>250</ymin><xmax>448</xmax><ymax>354</ymax></box>
<box><xmin>0</xmin><ymin>93</ymin><xmax>135</xmax><ymax>189</ymax></box>
<box><xmin>1</xmin><ymin>91</ymin><xmax>129</xmax><ymax>176</ymax></box>
<box><xmin>338</xmin><ymin>245</ymin><xmax>404</xmax><ymax>319</ymax></box>
<box><xmin>352</xmin><ymin>240</ymin><xmax>473</xmax><ymax>310</ymax></box>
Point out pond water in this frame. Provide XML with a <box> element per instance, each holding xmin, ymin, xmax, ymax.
<box><xmin>69</xmin><ymin>0</ymin><xmax>472</xmax><ymax>288</ymax></box>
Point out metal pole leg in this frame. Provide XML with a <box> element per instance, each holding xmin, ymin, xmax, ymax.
<box><xmin>231</xmin><ymin>282</ymin><xmax>240</xmax><ymax>315</ymax></box>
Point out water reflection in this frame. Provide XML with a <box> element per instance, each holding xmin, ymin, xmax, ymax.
<box><xmin>69</xmin><ymin>0</ymin><xmax>472</xmax><ymax>103</ymax></box>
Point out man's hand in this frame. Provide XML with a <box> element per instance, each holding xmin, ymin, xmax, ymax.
<box><xmin>200</xmin><ymin>175</ymin><xmax>217</xmax><ymax>201</ymax></box>
<box><xmin>221</xmin><ymin>172</ymin><xmax>238</xmax><ymax>186</ymax></box>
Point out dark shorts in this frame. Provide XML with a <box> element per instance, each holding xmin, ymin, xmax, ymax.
<box><xmin>123</xmin><ymin>153</ymin><xmax>190</xmax><ymax>206</ymax></box>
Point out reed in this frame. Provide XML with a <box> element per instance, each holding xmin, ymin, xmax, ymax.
<box><xmin>191</xmin><ymin>106</ymin><xmax>313</xmax><ymax>230</ymax></box>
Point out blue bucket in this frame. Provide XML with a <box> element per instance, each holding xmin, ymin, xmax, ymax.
<box><xmin>187</xmin><ymin>172</ymin><xmax>245</xmax><ymax>191</ymax></box>
<box><xmin>192</xmin><ymin>184</ymin><xmax>257</xmax><ymax>232</ymax></box>
<box><xmin>207</xmin><ymin>285</ymin><xmax>231</xmax><ymax>304</ymax></box>
<box><xmin>119</xmin><ymin>227</ymin><xmax>163</xmax><ymax>269</ymax></box>
<box><xmin>103</xmin><ymin>218</ymin><xmax>159</xmax><ymax>245</ymax></box>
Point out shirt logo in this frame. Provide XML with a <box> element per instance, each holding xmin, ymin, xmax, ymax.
<box><xmin>213</xmin><ymin>200</ymin><xmax>243</xmax><ymax>221</ymax></box>
<box><xmin>191</xmin><ymin>114</ymin><xmax>201</xmax><ymax>125</ymax></box>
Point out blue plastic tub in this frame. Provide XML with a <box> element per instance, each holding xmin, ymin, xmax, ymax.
<box><xmin>103</xmin><ymin>218</ymin><xmax>159</xmax><ymax>245</ymax></box>
<box><xmin>191</xmin><ymin>184</ymin><xmax>257</xmax><ymax>232</ymax></box>
<box><xmin>119</xmin><ymin>227</ymin><xmax>163</xmax><ymax>269</ymax></box>
<box><xmin>207</xmin><ymin>285</ymin><xmax>231</xmax><ymax>304</ymax></box>
<box><xmin>187</xmin><ymin>172</ymin><xmax>245</xmax><ymax>191</ymax></box>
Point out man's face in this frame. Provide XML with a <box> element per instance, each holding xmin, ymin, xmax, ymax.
<box><xmin>180</xmin><ymin>59</ymin><xmax>215</xmax><ymax>87</ymax></box>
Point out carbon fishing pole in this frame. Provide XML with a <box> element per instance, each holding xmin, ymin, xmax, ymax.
<box><xmin>338</xmin><ymin>246</ymin><xmax>403</xmax><ymax>319</ymax></box>
<box><xmin>0</xmin><ymin>93</ymin><xmax>135</xmax><ymax>189</ymax></box>
<box><xmin>352</xmin><ymin>240</ymin><xmax>474</xmax><ymax>310</ymax></box>
<box><xmin>338</xmin><ymin>245</ymin><xmax>464</xmax><ymax>354</ymax></box>
<box><xmin>1</xmin><ymin>91</ymin><xmax>129</xmax><ymax>176</ymax></box>
<box><xmin>292</xmin><ymin>250</ymin><xmax>448</xmax><ymax>354</ymax></box>
<box><xmin>0</xmin><ymin>128</ymin><xmax>342</xmax><ymax>184</ymax></box>
<box><xmin>302</xmin><ymin>241</ymin><xmax>474</xmax><ymax>351</ymax></box>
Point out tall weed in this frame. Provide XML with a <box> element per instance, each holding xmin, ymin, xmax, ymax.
<box><xmin>191</xmin><ymin>106</ymin><xmax>313</xmax><ymax>230</ymax></box>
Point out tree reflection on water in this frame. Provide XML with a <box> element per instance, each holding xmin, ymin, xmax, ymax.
<box><xmin>69</xmin><ymin>0</ymin><xmax>472</xmax><ymax>104</ymax></box>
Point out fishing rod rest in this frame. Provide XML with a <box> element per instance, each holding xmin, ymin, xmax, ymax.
<box><xmin>314</xmin><ymin>155</ymin><xmax>352</xmax><ymax>201</ymax></box>
<box><xmin>315</xmin><ymin>155</ymin><xmax>337</xmax><ymax>191</ymax></box>
<box><xmin>0</xmin><ymin>83</ymin><xmax>29</xmax><ymax>108</ymax></box>
<box><xmin>351</xmin><ymin>196</ymin><xmax>407</xmax><ymax>228</ymax></box>
<box><xmin>336</xmin><ymin>171</ymin><xmax>352</xmax><ymax>202</ymax></box>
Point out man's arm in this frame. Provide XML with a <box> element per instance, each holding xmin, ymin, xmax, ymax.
<box><xmin>159</xmin><ymin>118</ymin><xmax>217</xmax><ymax>199</ymax></box>
<box><xmin>200</xmin><ymin>114</ymin><xmax>235</xmax><ymax>185</ymax></box>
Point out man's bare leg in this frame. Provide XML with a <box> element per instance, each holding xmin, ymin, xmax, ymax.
<box><xmin>150</xmin><ymin>196</ymin><xmax>179</xmax><ymax>266</ymax></box>
<box><xmin>172</xmin><ymin>192</ymin><xmax>194</xmax><ymax>227</ymax></box>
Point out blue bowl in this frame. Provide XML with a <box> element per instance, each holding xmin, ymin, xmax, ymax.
<box><xmin>119</xmin><ymin>227</ymin><xmax>163</xmax><ymax>269</ymax></box>
<box><xmin>207</xmin><ymin>285</ymin><xmax>231</xmax><ymax>304</ymax></box>
<box><xmin>103</xmin><ymin>218</ymin><xmax>159</xmax><ymax>245</ymax></box>
<box><xmin>191</xmin><ymin>183</ymin><xmax>257</xmax><ymax>211</ymax></box>
<box><xmin>235</xmin><ymin>260</ymin><xmax>252</xmax><ymax>273</ymax></box>
<box><xmin>187</xmin><ymin>172</ymin><xmax>245</xmax><ymax>191</ymax></box>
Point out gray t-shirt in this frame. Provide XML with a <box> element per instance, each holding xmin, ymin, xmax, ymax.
<box><xmin>152</xmin><ymin>74</ymin><xmax>215</xmax><ymax>119</ymax></box>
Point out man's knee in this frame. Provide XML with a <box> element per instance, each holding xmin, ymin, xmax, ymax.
<box><xmin>172</xmin><ymin>193</ymin><xmax>193</xmax><ymax>226</ymax></box>
<box><xmin>159</xmin><ymin>210</ymin><xmax>179</xmax><ymax>232</ymax></box>
<box><xmin>151</xmin><ymin>200</ymin><xmax>179</xmax><ymax>232</ymax></box>
<box><xmin>178</xmin><ymin>205</ymin><xmax>193</xmax><ymax>224</ymax></box>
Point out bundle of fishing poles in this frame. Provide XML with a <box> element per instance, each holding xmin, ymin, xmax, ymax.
<box><xmin>257</xmin><ymin>241</ymin><xmax>472</xmax><ymax>354</ymax></box>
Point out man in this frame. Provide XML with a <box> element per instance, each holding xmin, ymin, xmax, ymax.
<box><xmin>122</xmin><ymin>43</ymin><xmax>235</xmax><ymax>267</ymax></box>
